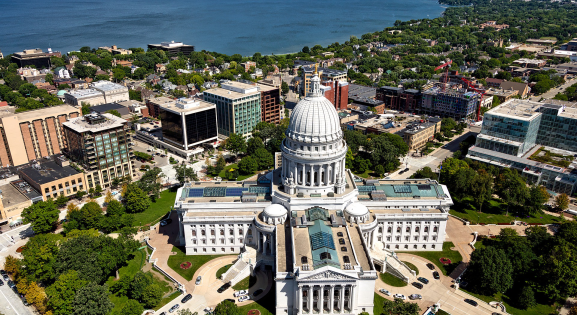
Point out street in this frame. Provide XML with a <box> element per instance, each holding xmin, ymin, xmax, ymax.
<box><xmin>529</xmin><ymin>77</ymin><xmax>577</xmax><ymax>101</ymax></box>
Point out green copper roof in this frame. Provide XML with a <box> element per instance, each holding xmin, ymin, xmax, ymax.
<box><xmin>308</xmin><ymin>214</ymin><xmax>340</xmax><ymax>269</ymax></box>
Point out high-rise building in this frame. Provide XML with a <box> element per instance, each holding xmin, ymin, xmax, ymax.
<box><xmin>422</xmin><ymin>86</ymin><xmax>481</xmax><ymax>120</ymax></box>
<box><xmin>300</xmin><ymin>65</ymin><xmax>348</xmax><ymax>110</ymax></box>
<box><xmin>467</xmin><ymin>99</ymin><xmax>577</xmax><ymax>194</ymax></box>
<box><xmin>256</xmin><ymin>83</ymin><xmax>281</xmax><ymax>124</ymax></box>
<box><xmin>147</xmin><ymin>41</ymin><xmax>195</xmax><ymax>55</ymax></box>
<box><xmin>63</xmin><ymin>113</ymin><xmax>134</xmax><ymax>189</ymax></box>
<box><xmin>0</xmin><ymin>105</ymin><xmax>81</xmax><ymax>167</ymax></box>
<box><xmin>203</xmin><ymin>81</ymin><xmax>261</xmax><ymax>136</ymax></box>
<box><xmin>158</xmin><ymin>98</ymin><xmax>218</xmax><ymax>150</ymax></box>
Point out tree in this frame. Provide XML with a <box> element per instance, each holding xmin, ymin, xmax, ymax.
<box><xmin>224</xmin><ymin>133</ymin><xmax>247</xmax><ymax>156</ymax></box>
<box><xmin>540</xmin><ymin>239</ymin><xmax>577</xmax><ymax>301</ymax></box>
<box><xmin>26</xmin><ymin>281</ymin><xmax>48</xmax><ymax>313</ymax></box>
<box><xmin>76</xmin><ymin>190</ymin><xmax>87</xmax><ymax>199</ymax></box>
<box><xmin>281</xmin><ymin>81</ymin><xmax>289</xmax><ymax>95</ymax></box>
<box><xmin>105</xmin><ymin>109</ymin><xmax>121</xmax><ymax>117</ymax></box>
<box><xmin>141</xmin><ymin>283</ymin><xmax>163</xmax><ymax>308</ymax></box>
<box><xmin>516</xmin><ymin>286</ymin><xmax>536</xmax><ymax>309</ymax></box>
<box><xmin>45</xmin><ymin>73</ymin><xmax>54</xmax><ymax>85</ymax></box>
<box><xmin>375</xmin><ymin>165</ymin><xmax>385</xmax><ymax>177</ymax></box>
<box><xmin>119</xmin><ymin>299</ymin><xmax>144</xmax><ymax>315</ymax></box>
<box><xmin>247</xmin><ymin>136</ymin><xmax>265</xmax><ymax>155</ymax></box>
<box><xmin>81</xmin><ymin>103</ymin><xmax>91</xmax><ymax>115</ymax></box>
<box><xmin>494</xmin><ymin>169</ymin><xmax>528</xmax><ymax>215</ymax></box>
<box><xmin>112</xmin><ymin>68</ymin><xmax>126</xmax><ymax>82</ymax></box>
<box><xmin>253</xmin><ymin>147</ymin><xmax>273</xmax><ymax>170</ymax></box>
<box><xmin>238</xmin><ymin>156</ymin><xmax>258</xmax><ymax>175</ymax></box>
<box><xmin>409</xmin><ymin>166</ymin><xmax>438</xmax><ymax>181</ymax></box>
<box><xmin>65</xmin><ymin>201</ymin><xmax>103</xmax><ymax>232</ymax></box>
<box><xmin>21</xmin><ymin>199</ymin><xmax>60</xmax><ymax>234</ymax></box>
<box><xmin>94</xmin><ymin>74</ymin><xmax>110</xmax><ymax>81</ymax></box>
<box><xmin>124</xmin><ymin>184</ymin><xmax>150</xmax><ymax>213</ymax></box>
<box><xmin>104</xmin><ymin>191</ymin><xmax>114</xmax><ymax>204</ymax></box>
<box><xmin>72</xmin><ymin>282</ymin><xmax>114</xmax><ymax>315</ymax></box>
<box><xmin>94</xmin><ymin>184</ymin><xmax>103</xmax><ymax>196</ymax></box>
<box><xmin>214</xmin><ymin>299</ymin><xmax>240</xmax><ymax>315</ymax></box>
<box><xmin>54</xmin><ymin>195</ymin><xmax>69</xmax><ymax>208</ymax></box>
<box><xmin>129</xmin><ymin>271</ymin><xmax>153</xmax><ymax>301</ymax></box>
<box><xmin>302</xmin><ymin>46</ymin><xmax>310</xmax><ymax>54</ymax></box>
<box><xmin>526</xmin><ymin>185</ymin><xmax>549</xmax><ymax>214</ymax></box>
<box><xmin>136</xmin><ymin>167</ymin><xmax>163</xmax><ymax>200</ymax></box>
<box><xmin>466</xmin><ymin>247</ymin><xmax>513</xmax><ymax>295</ymax></box>
<box><xmin>380</xmin><ymin>298</ymin><xmax>420</xmax><ymax>315</ymax></box>
<box><xmin>471</xmin><ymin>170</ymin><xmax>493</xmax><ymax>212</ymax></box>
<box><xmin>21</xmin><ymin>234</ymin><xmax>61</xmax><ymax>283</ymax></box>
<box><xmin>555</xmin><ymin>193</ymin><xmax>570</xmax><ymax>211</ymax></box>
<box><xmin>4</xmin><ymin>255</ymin><xmax>21</xmax><ymax>274</ymax></box>
<box><xmin>173</xmin><ymin>164</ymin><xmax>198</xmax><ymax>185</ymax></box>
<box><xmin>46</xmin><ymin>270</ymin><xmax>88</xmax><ymax>315</ymax></box>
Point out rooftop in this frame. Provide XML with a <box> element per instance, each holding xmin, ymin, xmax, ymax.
<box><xmin>63</xmin><ymin>113</ymin><xmax>127</xmax><ymax>133</ymax></box>
<box><xmin>355</xmin><ymin>178</ymin><xmax>449</xmax><ymax>200</ymax></box>
<box><xmin>19</xmin><ymin>157</ymin><xmax>80</xmax><ymax>185</ymax></box>
<box><xmin>91</xmin><ymin>81</ymin><xmax>127</xmax><ymax>92</ymax></box>
<box><xmin>487</xmin><ymin>99</ymin><xmax>542</xmax><ymax>121</ymax></box>
<box><xmin>65</xmin><ymin>88</ymin><xmax>102</xmax><ymax>98</ymax></box>
<box><xmin>0</xmin><ymin>104</ymin><xmax>78</xmax><ymax>120</ymax></box>
<box><xmin>158</xmin><ymin>98</ymin><xmax>216</xmax><ymax>114</ymax></box>
<box><xmin>178</xmin><ymin>177</ymin><xmax>272</xmax><ymax>204</ymax></box>
<box><xmin>302</xmin><ymin>65</ymin><xmax>347</xmax><ymax>77</ymax></box>
<box><xmin>90</xmin><ymin>103</ymin><xmax>131</xmax><ymax>116</ymax></box>
<box><xmin>204</xmin><ymin>86</ymin><xmax>260</xmax><ymax>100</ymax></box>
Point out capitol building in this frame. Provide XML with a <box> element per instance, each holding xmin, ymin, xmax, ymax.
<box><xmin>173</xmin><ymin>72</ymin><xmax>454</xmax><ymax>314</ymax></box>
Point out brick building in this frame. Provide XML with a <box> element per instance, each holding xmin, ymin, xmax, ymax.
<box><xmin>321</xmin><ymin>80</ymin><xmax>349</xmax><ymax>110</ymax></box>
<box><xmin>256</xmin><ymin>84</ymin><xmax>281</xmax><ymax>124</ymax></box>
<box><xmin>376</xmin><ymin>86</ymin><xmax>422</xmax><ymax>113</ymax></box>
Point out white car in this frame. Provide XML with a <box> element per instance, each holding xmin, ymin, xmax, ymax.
<box><xmin>393</xmin><ymin>294</ymin><xmax>406</xmax><ymax>300</ymax></box>
<box><xmin>234</xmin><ymin>290</ymin><xmax>249</xmax><ymax>297</ymax></box>
<box><xmin>379</xmin><ymin>289</ymin><xmax>391</xmax><ymax>296</ymax></box>
<box><xmin>409</xmin><ymin>294</ymin><xmax>422</xmax><ymax>300</ymax></box>
<box><xmin>204</xmin><ymin>307</ymin><xmax>213</xmax><ymax>312</ymax></box>
<box><xmin>238</xmin><ymin>295</ymin><xmax>251</xmax><ymax>302</ymax></box>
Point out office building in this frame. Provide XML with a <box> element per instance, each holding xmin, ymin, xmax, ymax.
<box><xmin>147</xmin><ymin>41</ymin><xmax>195</xmax><ymax>55</ymax></box>
<box><xmin>159</xmin><ymin>98</ymin><xmax>218</xmax><ymax>150</ymax></box>
<box><xmin>256</xmin><ymin>83</ymin><xmax>281</xmax><ymax>124</ymax></box>
<box><xmin>467</xmin><ymin>99</ymin><xmax>577</xmax><ymax>194</ymax></box>
<box><xmin>322</xmin><ymin>81</ymin><xmax>349</xmax><ymax>110</ymax></box>
<box><xmin>422</xmin><ymin>86</ymin><xmax>481</xmax><ymax>120</ymax></box>
<box><xmin>203</xmin><ymin>81</ymin><xmax>261</xmax><ymax>136</ymax></box>
<box><xmin>0</xmin><ymin>180</ymin><xmax>42</xmax><ymax>226</ymax></box>
<box><xmin>91</xmin><ymin>81</ymin><xmax>130</xmax><ymax>103</ymax></box>
<box><xmin>63</xmin><ymin>113</ymin><xmax>134</xmax><ymax>189</ymax></box>
<box><xmin>174</xmin><ymin>73</ymin><xmax>453</xmax><ymax>315</ymax></box>
<box><xmin>376</xmin><ymin>86</ymin><xmax>422</xmax><ymax>113</ymax></box>
<box><xmin>300</xmin><ymin>65</ymin><xmax>347</xmax><ymax>102</ymax></box>
<box><xmin>18</xmin><ymin>155</ymin><xmax>86</xmax><ymax>200</ymax></box>
<box><xmin>64</xmin><ymin>81</ymin><xmax>129</xmax><ymax>106</ymax></box>
<box><xmin>11</xmin><ymin>49</ymin><xmax>52</xmax><ymax>68</ymax></box>
<box><xmin>402</xmin><ymin>118</ymin><xmax>442</xmax><ymax>151</ymax></box>
<box><xmin>0</xmin><ymin>105</ymin><xmax>81</xmax><ymax>167</ymax></box>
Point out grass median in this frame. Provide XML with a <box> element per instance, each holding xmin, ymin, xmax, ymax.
<box><xmin>166</xmin><ymin>246</ymin><xmax>231</xmax><ymax>281</ymax></box>
<box><xmin>398</xmin><ymin>242</ymin><xmax>463</xmax><ymax>276</ymax></box>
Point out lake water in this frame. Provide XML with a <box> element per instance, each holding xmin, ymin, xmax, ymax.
<box><xmin>0</xmin><ymin>0</ymin><xmax>445</xmax><ymax>56</ymax></box>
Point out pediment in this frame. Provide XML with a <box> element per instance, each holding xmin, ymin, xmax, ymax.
<box><xmin>300</xmin><ymin>269</ymin><xmax>356</xmax><ymax>281</ymax></box>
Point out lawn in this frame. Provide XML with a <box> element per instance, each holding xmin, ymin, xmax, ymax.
<box><xmin>373</xmin><ymin>293</ymin><xmax>387</xmax><ymax>315</ymax></box>
<box><xmin>154</xmin><ymin>291</ymin><xmax>181</xmax><ymax>311</ymax></box>
<box><xmin>232</xmin><ymin>275</ymin><xmax>257</xmax><ymax>290</ymax></box>
<box><xmin>166</xmin><ymin>246</ymin><xmax>231</xmax><ymax>281</ymax></box>
<box><xmin>450</xmin><ymin>197</ymin><xmax>561</xmax><ymax>225</ymax></box>
<box><xmin>398</xmin><ymin>242</ymin><xmax>463</xmax><ymax>276</ymax></box>
<box><xmin>402</xmin><ymin>261</ymin><xmax>419</xmax><ymax>275</ymax></box>
<box><xmin>132</xmin><ymin>189</ymin><xmax>177</xmax><ymax>227</ymax></box>
<box><xmin>460</xmin><ymin>288</ymin><xmax>558</xmax><ymax>315</ymax></box>
<box><xmin>237</xmin><ymin>283</ymin><xmax>275</xmax><ymax>315</ymax></box>
<box><xmin>216</xmin><ymin>264</ymin><xmax>232</xmax><ymax>279</ymax></box>
<box><xmin>437</xmin><ymin>310</ymin><xmax>451</xmax><ymax>315</ymax></box>
<box><xmin>216</xmin><ymin>164</ymin><xmax>255</xmax><ymax>181</ymax></box>
<box><xmin>380</xmin><ymin>272</ymin><xmax>407</xmax><ymax>287</ymax></box>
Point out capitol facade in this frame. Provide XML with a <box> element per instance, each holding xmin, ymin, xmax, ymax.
<box><xmin>173</xmin><ymin>72</ymin><xmax>454</xmax><ymax>315</ymax></box>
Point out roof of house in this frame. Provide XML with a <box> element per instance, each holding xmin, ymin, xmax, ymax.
<box><xmin>500</xmin><ymin>81</ymin><xmax>528</xmax><ymax>93</ymax></box>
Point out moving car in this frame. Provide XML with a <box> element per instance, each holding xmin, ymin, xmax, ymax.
<box><xmin>433</xmin><ymin>271</ymin><xmax>440</xmax><ymax>279</ymax></box>
<box><xmin>417</xmin><ymin>277</ymin><xmax>429</xmax><ymax>284</ymax></box>
<box><xmin>464</xmin><ymin>299</ymin><xmax>478</xmax><ymax>307</ymax></box>
<box><xmin>412</xmin><ymin>282</ymin><xmax>423</xmax><ymax>289</ymax></box>
<box><xmin>426</xmin><ymin>263</ymin><xmax>435</xmax><ymax>270</ymax></box>
<box><xmin>195</xmin><ymin>276</ymin><xmax>202</xmax><ymax>285</ymax></box>
<box><xmin>393</xmin><ymin>294</ymin><xmax>406</xmax><ymax>300</ymax></box>
<box><xmin>169</xmin><ymin>304</ymin><xmax>180</xmax><ymax>313</ymax></box>
<box><xmin>379</xmin><ymin>289</ymin><xmax>391</xmax><ymax>296</ymax></box>
<box><xmin>409</xmin><ymin>294</ymin><xmax>422</xmax><ymax>300</ymax></box>
<box><xmin>181</xmin><ymin>294</ymin><xmax>192</xmax><ymax>303</ymax></box>
<box><xmin>238</xmin><ymin>295</ymin><xmax>251</xmax><ymax>302</ymax></box>
<box><xmin>234</xmin><ymin>290</ymin><xmax>249</xmax><ymax>297</ymax></box>
<box><xmin>217</xmin><ymin>283</ymin><xmax>231</xmax><ymax>293</ymax></box>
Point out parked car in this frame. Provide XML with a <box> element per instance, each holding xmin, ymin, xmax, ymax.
<box><xmin>160</xmin><ymin>219</ymin><xmax>172</xmax><ymax>226</ymax></box>
<box><xmin>7</xmin><ymin>280</ymin><xmax>15</xmax><ymax>288</ymax></box>
<box><xmin>238</xmin><ymin>295</ymin><xmax>251</xmax><ymax>302</ymax></box>
<box><xmin>426</xmin><ymin>263</ymin><xmax>435</xmax><ymax>270</ymax></box>
<box><xmin>195</xmin><ymin>276</ymin><xmax>202</xmax><ymax>285</ymax></box>
<box><xmin>2</xmin><ymin>274</ymin><xmax>8</xmax><ymax>281</ymax></box>
<box><xmin>217</xmin><ymin>283</ymin><xmax>231</xmax><ymax>293</ymax></box>
<box><xmin>234</xmin><ymin>290</ymin><xmax>249</xmax><ymax>297</ymax></box>
<box><xmin>464</xmin><ymin>299</ymin><xmax>478</xmax><ymax>307</ymax></box>
<box><xmin>409</xmin><ymin>294</ymin><xmax>422</xmax><ymax>300</ymax></box>
<box><xmin>181</xmin><ymin>294</ymin><xmax>192</xmax><ymax>303</ymax></box>
<box><xmin>393</xmin><ymin>294</ymin><xmax>406</xmax><ymax>300</ymax></box>
<box><xmin>417</xmin><ymin>277</ymin><xmax>429</xmax><ymax>284</ymax></box>
<box><xmin>169</xmin><ymin>304</ymin><xmax>180</xmax><ymax>313</ymax></box>
<box><xmin>379</xmin><ymin>289</ymin><xmax>391</xmax><ymax>296</ymax></box>
<box><xmin>21</xmin><ymin>297</ymin><xmax>30</xmax><ymax>306</ymax></box>
<box><xmin>1</xmin><ymin>269</ymin><xmax>7</xmax><ymax>276</ymax></box>
<box><xmin>412</xmin><ymin>282</ymin><xmax>423</xmax><ymax>289</ymax></box>
<box><xmin>0</xmin><ymin>279</ymin><xmax>4</xmax><ymax>286</ymax></box>
<box><xmin>433</xmin><ymin>271</ymin><xmax>440</xmax><ymax>279</ymax></box>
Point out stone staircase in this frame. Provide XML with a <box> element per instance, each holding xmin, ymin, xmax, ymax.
<box><xmin>221</xmin><ymin>246</ymin><xmax>258</xmax><ymax>286</ymax></box>
<box><xmin>371</xmin><ymin>243</ymin><xmax>415</xmax><ymax>283</ymax></box>
<box><xmin>222</xmin><ymin>259</ymin><xmax>249</xmax><ymax>283</ymax></box>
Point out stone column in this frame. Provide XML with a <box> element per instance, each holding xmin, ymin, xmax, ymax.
<box><xmin>319</xmin><ymin>285</ymin><xmax>324</xmax><ymax>313</ymax></box>
<box><xmin>329</xmin><ymin>285</ymin><xmax>335</xmax><ymax>314</ymax></box>
<box><xmin>350</xmin><ymin>285</ymin><xmax>357</xmax><ymax>312</ymax></box>
<box><xmin>301</xmin><ymin>163</ymin><xmax>305</xmax><ymax>185</ymax></box>
<box><xmin>257</xmin><ymin>231</ymin><xmax>262</xmax><ymax>253</ymax></box>
<box><xmin>308</xmin><ymin>287</ymin><xmax>312</xmax><ymax>313</ymax></box>
<box><xmin>298</xmin><ymin>285</ymin><xmax>303</xmax><ymax>314</ymax></box>
<box><xmin>339</xmin><ymin>286</ymin><xmax>345</xmax><ymax>312</ymax></box>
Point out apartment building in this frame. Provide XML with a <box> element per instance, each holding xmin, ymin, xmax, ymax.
<box><xmin>467</xmin><ymin>99</ymin><xmax>577</xmax><ymax>195</ymax></box>
<box><xmin>256</xmin><ymin>83</ymin><xmax>281</xmax><ymax>124</ymax></box>
<box><xmin>18</xmin><ymin>155</ymin><xmax>86</xmax><ymax>200</ymax></box>
<box><xmin>203</xmin><ymin>81</ymin><xmax>261</xmax><ymax>136</ymax></box>
<box><xmin>376</xmin><ymin>86</ymin><xmax>422</xmax><ymax>113</ymax></box>
<box><xmin>0</xmin><ymin>105</ymin><xmax>81</xmax><ymax>167</ymax></box>
<box><xmin>402</xmin><ymin>118</ymin><xmax>442</xmax><ymax>151</ymax></box>
<box><xmin>147</xmin><ymin>41</ymin><xmax>195</xmax><ymax>55</ymax></box>
<box><xmin>422</xmin><ymin>86</ymin><xmax>481</xmax><ymax>120</ymax></box>
<box><xmin>63</xmin><ymin>113</ymin><xmax>134</xmax><ymax>189</ymax></box>
<box><xmin>240</xmin><ymin>61</ymin><xmax>256</xmax><ymax>72</ymax></box>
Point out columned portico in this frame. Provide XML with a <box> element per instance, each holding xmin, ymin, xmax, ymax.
<box><xmin>296</xmin><ymin>282</ymin><xmax>359</xmax><ymax>314</ymax></box>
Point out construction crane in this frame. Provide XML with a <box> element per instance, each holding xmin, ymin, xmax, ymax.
<box><xmin>460</xmin><ymin>77</ymin><xmax>486</xmax><ymax>122</ymax></box>
<box><xmin>434</xmin><ymin>60</ymin><xmax>452</xmax><ymax>91</ymax></box>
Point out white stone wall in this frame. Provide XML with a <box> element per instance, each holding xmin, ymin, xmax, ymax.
<box><xmin>184</xmin><ymin>221</ymin><xmax>255</xmax><ymax>255</ymax></box>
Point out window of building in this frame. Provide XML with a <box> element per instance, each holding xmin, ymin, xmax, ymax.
<box><xmin>414</xmin><ymin>245</ymin><xmax>418</xmax><ymax>249</ymax></box>
<box><xmin>343</xmin><ymin>256</ymin><xmax>350</xmax><ymax>263</ymax></box>
<box><xmin>415</xmin><ymin>227</ymin><xmax>420</xmax><ymax>232</ymax></box>
<box><xmin>406</xmin><ymin>227</ymin><xmax>410</xmax><ymax>232</ymax></box>
<box><xmin>211</xmin><ymin>230</ymin><xmax>215</xmax><ymax>236</ymax></box>
<box><xmin>211</xmin><ymin>239</ymin><xmax>216</xmax><ymax>244</ymax></box>
<box><xmin>301</xmin><ymin>256</ymin><xmax>308</xmax><ymax>264</ymax></box>
<box><xmin>320</xmin><ymin>252</ymin><xmax>332</xmax><ymax>260</ymax></box>
<box><xmin>341</xmin><ymin>247</ymin><xmax>347</xmax><ymax>252</ymax></box>
<box><xmin>405</xmin><ymin>236</ymin><xmax>409</xmax><ymax>241</ymax></box>
<box><xmin>337</xmin><ymin>232</ymin><xmax>343</xmax><ymax>237</ymax></box>
<box><xmin>387</xmin><ymin>237</ymin><xmax>391</xmax><ymax>241</ymax></box>
<box><xmin>339</xmin><ymin>238</ymin><xmax>345</xmax><ymax>245</ymax></box>
<box><xmin>404</xmin><ymin>245</ymin><xmax>409</xmax><ymax>249</ymax></box>
<box><xmin>422</xmin><ymin>245</ymin><xmax>427</xmax><ymax>249</ymax></box>
<box><xmin>433</xmin><ymin>226</ymin><xmax>438</xmax><ymax>233</ymax></box>
<box><xmin>387</xmin><ymin>227</ymin><xmax>392</xmax><ymax>233</ymax></box>
<box><xmin>424</xmin><ymin>226</ymin><xmax>429</xmax><ymax>233</ymax></box>
<box><xmin>192</xmin><ymin>230</ymin><xmax>196</xmax><ymax>236</ymax></box>
<box><xmin>414</xmin><ymin>236</ymin><xmax>418</xmax><ymax>241</ymax></box>
<box><xmin>201</xmin><ymin>230</ymin><xmax>206</xmax><ymax>236</ymax></box>
<box><xmin>220</xmin><ymin>230</ymin><xmax>224</xmax><ymax>235</ymax></box>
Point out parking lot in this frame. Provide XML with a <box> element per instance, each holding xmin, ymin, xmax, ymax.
<box><xmin>0</xmin><ymin>275</ymin><xmax>34</xmax><ymax>315</ymax></box>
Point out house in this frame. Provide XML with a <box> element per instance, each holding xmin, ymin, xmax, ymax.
<box><xmin>146</xmin><ymin>74</ymin><xmax>161</xmax><ymax>85</ymax></box>
<box><xmin>155</xmin><ymin>64</ymin><xmax>167</xmax><ymax>73</ymax></box>
<box><xmin>485</xmin><ymin>78</ymin><xmax>504</xmax><ymax>88</ymax></box>
<box><xmin>500</xmin><ymin>81</ymin><xmax>530</xmax><ymax>98</ymax></box>
<box><xmin>54</xmin><ymin>67</ymin><xmax>70</xmax><ymax>79</ymax></box>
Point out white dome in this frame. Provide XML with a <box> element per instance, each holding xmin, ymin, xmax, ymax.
<box><xmin>263</xmin><ymin>204</ymin><xmax>288</xmax><ymax>217</ymax></box>
<box><xmin>345</xmin><ymin>202</ymin><xmax>369</xmax><ymax>217</ymax></box>
<box><xmin>286</xmin><ymin>76</ymin><xmax>342</xmax><ymax>143</ymax></box>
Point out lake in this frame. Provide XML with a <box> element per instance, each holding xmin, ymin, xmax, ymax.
<box><xmin>0</xmin><ymin>0</ymin><xmax>445</xmax><ymax>56</ymax></box>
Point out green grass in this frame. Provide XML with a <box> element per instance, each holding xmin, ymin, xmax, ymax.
<box><xmin>402</xmin><ymin>261</ymin><xmax>419</xmax><ymax>275</ymax></box>
<box><xmin>216</xmin><ymin>164</ymin><xmax>255</xmax><ymax>181</ymax></box>
<box><xmin>373</xmin><ymin>293</ymin><xmax>387</xmax><ymax>315</ymax></box>
<box><xmin>237</xmin><ymin>283</ymin><xmax>275</xmax><ymax>315</ymax></box>
<box><xmin>154</xmin><ymin>291</ymin><xmax>181</xmax><ymax>311</ymax></box>
<box><xmin>398</xmin><ymin>242</ymin><xmax>463</xmax><ymax>276</ymax></box>
<box><xmin>232</xmin><ymin>275</ymin><xmax>257</xmax><ymax>290</ymax></box>
<box><xmin>132</xmin><ymin>189</ymin><xmax>176</xmax><ymax>227</ymax></box>
<box><xmin>106</xmin><ymin>249</ymin><xmax>146</xmax><ymax>288</ymax></box>
<box><xmin>166</xmin><ymin>246</ymin><xmax>231</xmax><ymax>281</ymax></box>
<box><xmin>380</xmin><ymin>272</ymin><xmax>408</xmax><ymax>287</ymax></box>
<box><xmin>216</xmin><ymin>264</ymin><xmax>232</xmax><ymax>279</ymax></box>
<box><xmin>460</xmin><ymin>288</ymin><xmax>558</xmax><ymax>315</ymax></box>
<box><xmin>450</xmin><ymin>197</ymin><xmax>561</xmax><ymax>224</ymax></box>
<box><xmin>437</xmin><ymin>310</ymin><xmax>451</xmax><ymax>315</ymax></box>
